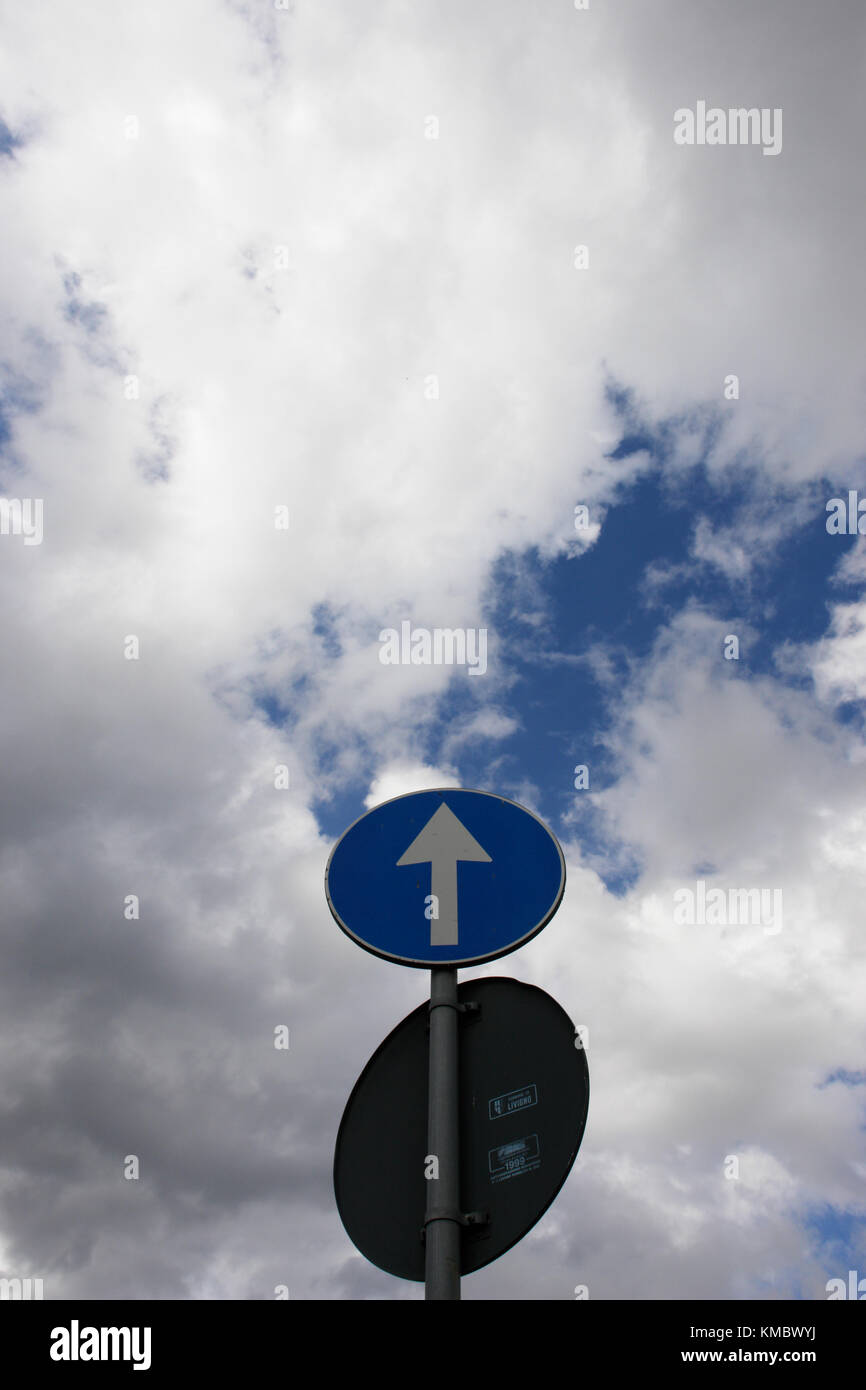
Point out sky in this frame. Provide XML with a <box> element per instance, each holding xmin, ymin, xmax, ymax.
<box><xmin>0</xmin><ymin>0</ymin><xmax>864</xmax><ymax>1301</ymax></box>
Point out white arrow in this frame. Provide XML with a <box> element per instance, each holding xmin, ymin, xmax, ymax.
<box><xmin>396</xmin><ymin>803</ymin><xmax>492</xmax><ymax>946</ymax></box>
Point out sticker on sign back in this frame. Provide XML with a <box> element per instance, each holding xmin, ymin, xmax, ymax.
<box><xmin>489</xmin><ymin>1083</ymin><xmax>538</xmax><ymax>1120</ymax></box>
<box><xmin>489</xmin><ymin>1134</ymin><xmax>541</xmax><ymax>1183</ymax></box>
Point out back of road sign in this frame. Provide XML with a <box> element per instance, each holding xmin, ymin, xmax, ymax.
<box><xmin>333</xmin><ymin>977</ymin><xmax>590</xmax><ymax>1281</ymax></box>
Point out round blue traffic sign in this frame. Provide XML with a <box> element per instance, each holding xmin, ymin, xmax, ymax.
<box><xmin>325</xmin><ymin>788</ymin><xmax>566</xmax><ymax>967</ymax></box>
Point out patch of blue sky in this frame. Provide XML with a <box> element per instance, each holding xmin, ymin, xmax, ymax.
<box><xmin>0</xmin><ymin>115</ymin><xmax>22</xmax><ymax>157</ymax></box>
<box><xmin>255</xmin><ymin>692</ymin><xmax>292</xmax><ymax>728</ymax></box>
<box><xmin>310</xmin><ymin>602</ymin><xmax>344</xmax><ymax>660</ymax></box>
<box><xmin>804</xmin><ymin>1205</ymin><xmax>866</xmax><ymax>1292</ymax></box>
<box><xmin>818</xmin><ymin>1068</ymin><xmax>866</xmax><ymax>1089</ymax></box>
<box><xmin>62</xmin><ymin>272</ymin><xmax>108</xmax><ymax>335</ymax></box>
<box><xmin>0</xmin><ymin>362</ymin><xmax>48</xmax><ymax>480</ymax></box>
<box><xmin>314</xmin><ymin>775</ymin><xmax>375</xmax><ymax>843</ymax></box>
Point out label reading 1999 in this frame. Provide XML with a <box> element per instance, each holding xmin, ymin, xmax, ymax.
<box><xmin>488</xmin><ymin>1134</ymin><xmax>541</xmax><ymax>1183</ymax></box>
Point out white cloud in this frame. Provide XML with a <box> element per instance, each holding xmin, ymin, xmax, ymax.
<box><xmin>363</xmin><ymin>759</ymin><xmax>460</xmax><ymax>809</ymax></box>
<box><xmin>807</xmin><ymin>600</ymin><xmax>866</xmax><ymax>706</ymax></box>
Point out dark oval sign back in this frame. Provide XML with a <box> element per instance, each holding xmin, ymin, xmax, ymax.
<box><xmin>333</xmin><ymin>976</ymin><xmax>590</xmax><ymax>1281</ymax></box>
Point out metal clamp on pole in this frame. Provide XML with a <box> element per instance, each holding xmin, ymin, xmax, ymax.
<box><xmin>427</xmin><ymin>998</ymin><xmax>480</xmax><ymax>1015</ymax></box>
<box><xmin>425</xmin><ymin>995</ymin><xmax>480</xmax><ymax>1037</ymax></box>
<box><xmin>421</xmin><ymin>1208</ymin><xmax>489</xmax><ymax>1243</ymax></box>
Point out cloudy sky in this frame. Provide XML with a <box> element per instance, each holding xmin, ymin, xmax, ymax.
<box><xmin>1</xmin><ymin>0</ymin><xmax>864</xmax><ymax>1300</ymax></box>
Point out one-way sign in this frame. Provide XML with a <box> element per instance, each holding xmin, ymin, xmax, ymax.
<box><xmin>325</xmin><ymin>788</ymin><xmax>565</xmax><ymax>967</ymax></box>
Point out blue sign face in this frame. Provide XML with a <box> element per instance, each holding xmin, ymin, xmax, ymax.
<box><xmin>325</xmin><ymin>788</ymin><xmax>565</xmax><ymax>967</ymax></box>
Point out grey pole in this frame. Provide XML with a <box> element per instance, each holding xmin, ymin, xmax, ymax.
<box><xmin>425</xmin><ymin>966</ymin><xmax>461</xmax><ymax>1300</ymax></box>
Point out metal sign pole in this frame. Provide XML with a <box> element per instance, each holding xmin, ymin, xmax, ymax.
<box><xmin>424</xmin><ymin>966</ymin><xmax>461</xmax><ymax>1300</ymax></box>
